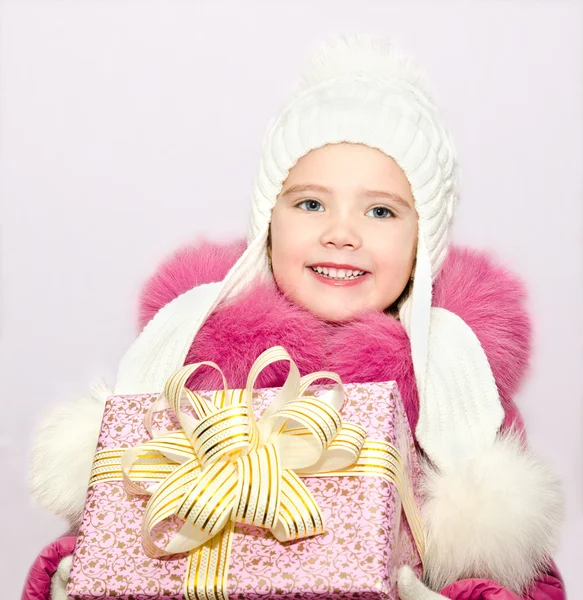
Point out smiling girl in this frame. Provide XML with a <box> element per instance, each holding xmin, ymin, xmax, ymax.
<box><xmin>25</xmin><ymin>36</ymin><xmax>565</xmax><ymax>600</ymax></box>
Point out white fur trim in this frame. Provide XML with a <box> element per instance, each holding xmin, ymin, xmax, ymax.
<box><xmin>420</xmin><ymin>431</ymin><xmax>564</xmax><ymax>594</ymax></box>
<box><xmin>29</xmin><ymin>381</ymin><xmax>111</xmax><ymax>528</ymax></box>
<box><xmin>397</xmin><ymin>566</ymin><xmax>446</xmax><ymax>600</ymax></box>
<box><xmin>50</xmin><ymin>555</ymin><xmax>72</xmax><ymax>600</ymax></box>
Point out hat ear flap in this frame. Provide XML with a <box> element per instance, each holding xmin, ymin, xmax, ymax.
<box><xmin>114</xmin><ymin>227</ymin><xmax>272</xmax><ymax>394</ymax></box>
<box><xmin>400</xmin><ymin>234</ymin><xmax>505</xmax><ymax>470</ymax></box>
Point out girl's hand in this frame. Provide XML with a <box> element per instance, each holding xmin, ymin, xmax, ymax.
<box><xmin>398</xmin><ymin>566</ymin><xmax>447</xmax><ymax>600</ymax></box>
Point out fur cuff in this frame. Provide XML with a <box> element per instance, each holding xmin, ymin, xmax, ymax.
<box><xmin>50</xmin><ymin>555</ymin><xmax>73</xmax><ymax>600</ymax></box>
<box><xmin>29</xmin><ymin>381</ymin><xmax>111</xmax><ymax>529</ymax></box>
<box><xmin>420</xmin><ymin>431</ymin><xmax>563</xmax><ymax>594</ymax></box>
<box><xmin>398</xmin><ymin>566</ymin><xmax>446</xmax><ymax>599</ymax></box>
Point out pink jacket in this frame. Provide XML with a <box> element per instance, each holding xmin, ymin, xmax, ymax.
<box><xmin>22</xmin><ymin>240</ymin><xmax>565</xmax><ymax>600</ymax></box>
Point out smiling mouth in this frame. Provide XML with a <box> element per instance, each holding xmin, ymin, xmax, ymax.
<box><xmin>308</xmin><ymin>266</ymin><xmax>368</xmax><ymax>280</ymax></box>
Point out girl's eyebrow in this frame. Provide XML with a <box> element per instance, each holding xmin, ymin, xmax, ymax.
<box><xmin>280</xmin><ymin>184</ymin><xmax>332</xmax><ymax>197</ymax></box>
<box><xmin>362</xmin><ymin>189</ymin><xmax>414</xmax><ymax>211</ymax></box>
<box><xmin>280</xmin><ymin>183</ymin><xmax>413</xmax><ymax>211</ymax></box>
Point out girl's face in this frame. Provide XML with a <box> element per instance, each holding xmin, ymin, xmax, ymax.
<box><xmin>269</xmin><ymin>143</ymin><xmax>418</xmax><ymax>322</ymax></box>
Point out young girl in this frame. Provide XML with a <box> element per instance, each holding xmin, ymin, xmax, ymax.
<box><xmin>24</xmin><ymin>36</ymin><xmax>565</xmax><ymax>600</ymax></box>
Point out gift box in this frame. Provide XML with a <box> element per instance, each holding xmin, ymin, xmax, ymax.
<box><xmin>67</xmin><ymin>347</ymin><xmax>424</xmax><ymax>600</ymax></box>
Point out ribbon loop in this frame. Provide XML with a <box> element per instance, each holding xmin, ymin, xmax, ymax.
<box><xmin>191</xmin><ymin>404</ymin><xmax>251</xmax><ymax>467</ymax></box>
<box><xmin>176</xmin><ymin>459</ymin><xmax>239</xmax><ymax>545</ymax></box>
<box><xmin>272</xmin><ymin>470</ymin><xmax>325</xmax><ymax>542</ymax></box>
<box><xmin>233</xmin><ymin>443</ymin><xmax>282</xmax><ymax>529</ymax></box>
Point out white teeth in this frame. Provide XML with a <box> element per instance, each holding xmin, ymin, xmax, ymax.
<box><xmin>310</xmin><ymin>266</ymin><xmax>366</xmax><ymax>280</ymax></box>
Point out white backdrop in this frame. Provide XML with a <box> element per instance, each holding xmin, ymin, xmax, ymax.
<box><xmin>1</xmin><ymin>0</ymin><xmax>581</xmax><ymax>596</ymax></box>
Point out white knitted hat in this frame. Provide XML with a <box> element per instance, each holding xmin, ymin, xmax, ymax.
<box><xmin>114</xmin><ymin>35</ymin><xmax>504</xmax><ymax>470</ymax></box>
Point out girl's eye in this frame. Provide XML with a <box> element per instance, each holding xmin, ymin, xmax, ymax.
<box><xmin>297</xmin><ymin>199</ymin><xmax>324</xmax><ymax>212</ymax></box>
<box><xmin>296</xmin><ymin>200</ymin><xmax>394</xmax><ymax>218</ymax></box>
<box><xmin>366</xmin><ymin>206</ymin><xmax>395</xmax><ymax>219</ymax></box>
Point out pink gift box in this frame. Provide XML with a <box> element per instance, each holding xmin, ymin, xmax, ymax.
<box><xmin>67</xmin><ymin>381</ymin><xmax>423</xmax><ymax>600</ymax></box>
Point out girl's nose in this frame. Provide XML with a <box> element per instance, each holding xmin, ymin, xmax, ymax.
<box><xmin>320</xmin><ymin>218</ymin><xmax>362</xmax><ymax>250</ymax></box>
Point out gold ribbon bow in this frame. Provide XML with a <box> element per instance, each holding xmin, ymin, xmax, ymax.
<box><xmin>120</xmin><ymin>346</ymin><xmax>369</xmax><ymax>558</ymax></box>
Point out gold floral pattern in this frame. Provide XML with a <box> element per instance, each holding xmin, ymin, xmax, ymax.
<box><xmin>67</xmin><ymin>381</ymin><xmax>421</xmax><ymax>600</ymax></box>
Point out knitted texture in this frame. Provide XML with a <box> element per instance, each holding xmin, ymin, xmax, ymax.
<box><xmin>251</xmin><ymin>35</ymin><xmax>458</xmax><ymax>276</ymax></box>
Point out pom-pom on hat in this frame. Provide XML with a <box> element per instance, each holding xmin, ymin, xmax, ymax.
<box><xmin>114</xmin><ymin>35</ymin><xmax>504</xmax><ymax>471</ymax></box>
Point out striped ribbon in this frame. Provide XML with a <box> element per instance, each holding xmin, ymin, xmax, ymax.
<box><xmin>89</xmin><ymin>346</ymin><xmax>424</xmax><ymax>600</ymax></box>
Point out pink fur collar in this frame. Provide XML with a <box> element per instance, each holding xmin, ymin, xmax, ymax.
<box><xmin>138</xmin><ymin>240</ymin><xmax>532</xmax><ymax>434</ymax></box>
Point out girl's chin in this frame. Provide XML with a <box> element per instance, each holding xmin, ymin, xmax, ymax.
<box><xmin>300</xmin><ymin>301</ymin><xmax>372</xmax><ymax>323</ymax></box>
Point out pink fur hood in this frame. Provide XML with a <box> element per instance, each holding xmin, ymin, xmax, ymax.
<box><xmin>138</xmin><ymin>239</ymin><xmax>531</xmax><ymax>436</ymax></box>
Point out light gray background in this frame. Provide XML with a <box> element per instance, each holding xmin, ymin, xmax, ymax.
<box><xmin>1</xmin><ymin>0</ymin><xmax>581</xmax><ymax>596</ymax></box>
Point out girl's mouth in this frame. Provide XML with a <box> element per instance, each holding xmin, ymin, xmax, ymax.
<box><xmin>308</xmin><ymin>266</ymin><xmax>370</xmax><ymax>287</ymax></box>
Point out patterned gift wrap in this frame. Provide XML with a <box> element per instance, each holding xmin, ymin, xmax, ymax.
<box><xmin>67</xmin><ymin>349</ymin><xmax>423</xmax><ymax>600</ymax></box>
